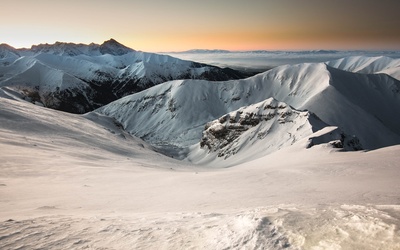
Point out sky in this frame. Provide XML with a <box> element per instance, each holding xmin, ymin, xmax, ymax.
<box><xmin>1</xmin><ymin>0</ymin><xmax>400</xmax><ymax>52</ymax></box>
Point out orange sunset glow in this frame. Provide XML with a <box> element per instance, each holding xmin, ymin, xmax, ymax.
<box><xmin>1</xmin><ymin>0</ymin><xmax>400</xmax><ymax>51</ymax></box>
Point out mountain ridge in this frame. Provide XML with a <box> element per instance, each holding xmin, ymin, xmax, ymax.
<box><xmin>0</xmin><ymin>39</ymin><xmax>247</xmax><ymax>113</ymax></box>
<box><xmin>96</xmin><ymin>59</ymin><xmax>400</xmax><ymax>165</ymax></box>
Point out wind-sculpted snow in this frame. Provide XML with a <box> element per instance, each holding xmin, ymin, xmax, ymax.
<box><xmin>0</xmin><ymin>40</ymin><xmax>245</xmax><ymax>113</ymax></box>
<box><xmin>97</xmin><ymin>60</ymin><xmax>400</xmax><ymax>164</ymax></box>
<box><xmin>1</xmin><ymin>205</ymin><xmax>399</xmax><ymax>250</ymax></box>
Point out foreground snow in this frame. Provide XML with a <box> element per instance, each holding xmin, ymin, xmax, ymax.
<box><xmin>1</xmin><ymin>97</ymin><xmax>400</xmax><ymax>249</ymax></box>
<box><xmin>1</xmin><ymin>205</ymin><xmax>399</xmax><ymax>250</ymax></box>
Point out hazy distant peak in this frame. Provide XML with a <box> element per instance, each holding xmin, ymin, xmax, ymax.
<box><xmin>30</xmin><ymin>42</ymin><xmax>87</xmax><ymax>56</ymax></box>
<box><xmin>171</xmin><ymin>49</ymin><xmax>343</xmax><ymax>54</ymax></box>
<box><xmin>18</xmin><ymin>39</ymin><xmax>135</xmax><ymax>57</ymax></box>
<box><xmin>181</xmin><ymin>49</ymin><xmax>231</xmax><ymax>54</ymax></box>
<box><xmin>0</xmin><ymin>43</ymin><xmax>17</xmax><ymax>50</ymax></box>
<box><xmin>0</xmin><ymin>43</ymin><xmax>20</xmax><ymax>58</ymax></box>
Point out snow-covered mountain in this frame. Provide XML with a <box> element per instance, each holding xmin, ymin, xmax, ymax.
<box><xmin>0</xmin><ymin>44</ymin><xmax>20</xmax><ymax>62</ymax></box>
<box><xmin>0</xmin><ymin>87</ymin><xmax>177</xmax><ymax>164</ymax></box>
<box><xmin>326</xmin><ymin>56</ymin><xmax>400</xmax><ymax>80</ymax></box>
<box><xmin>2</xmin><ymin>82</ymin><xmax>400</xmax><ymax>250</ymax></box>
<box><xmin>0</xmin><ymin>39</ymin><xmax>245</xmax><ymax>113</ymax></box>
<box><xmin>1</xmin><ymin>55</ymin><xmax>400</xmax><ymax>249</ymax></box>
<box><xmin>97</xmin><ymin>58</ymin><xmax>400</xmax><ymax>165</ymax></box>
<box><xmin>189</xmin><ymin>98</ymin><xmax>362</xmax><ymax>166</ymax></box>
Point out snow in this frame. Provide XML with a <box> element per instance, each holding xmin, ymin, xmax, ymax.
<box><xmin>163</xmin><ymin>50</ymin><xmax>400</xmax><ymax>72</ymax></box>
<box><xmin>0</xmin><ymin>40</ymin><xmax>243</xmax><ymax>113</ymax></box>
<box><xmin>97</xmin><ymin>63</ymin><xmax>329</xmax><ymax>147</ymax></box>
<box><xmin>326</xmin><ymin>56</ymin><xmax>400</xmax><ymax>80</ymax></box>
<box><xmin>97</xmin><ymin>61</ymin><xmax>400</xmax><ymax>160</ymax></box>
<box><xmin>1</xmin><ymin>54</ymin><xmax>400</xmax><ymax>249</ymax></box>
<box><xmin>0</xmin><ymin>47</ymin><xmax>196</xmax><ymax>90</ymax></box>
<box><xmin>1</xmin><ymin>96</ymin><xmax>400</xmax><ymax>249</ymax></box>
<box><xmin>0</xmin><ymin>40</ymin><xmax>237</xmax><ymax>87</ymax></box>
<box><xmin>187</xmin><ymin>98</ymin><xmax>332</xmax><ymax>166</ymax></box>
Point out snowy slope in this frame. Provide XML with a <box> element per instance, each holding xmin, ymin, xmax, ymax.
<box><xmin>0</xmin><ymin>92</ymin><xmax>179</xmax><ymax>168</ymax></box>
<box><xmin>97</xmin><ymin>60</ymin><xmax>400</xmax><ymax>162</ymax></box>
<box><xmin>188</xmin><ymin>98</ymin><xmax>361</xmax><ymax>166</ymax></box>
<box><xmin>1</xmin><ymin>94</ymin><xmax>400</xmax><ymax>249</ymax></box>
<box><xmin>0</xmin><ymin>44</ymin><xmax>20</xmax><ymax>65</ymax></box>
<box><xmin>0</xmin><ymin>39</ymin><xmax>245</xmax><ymax>113</ymax></box>
<box><xmin>326</xmin><ymin>56</ymin><xmax>400</xmax><ymax>80</ymax></box>
<box><xmin>97</xmin><ymin>63</ymin><xmax>329</xmax><ymax>147</ymax></box>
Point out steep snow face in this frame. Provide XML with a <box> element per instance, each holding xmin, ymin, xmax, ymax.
<box><xmin>303</xmin><ymin>65</ymin><xmax>400</xmax><ymax>149</ymax></box>
<box><xmin>326</xmin><ymin>56</ymin><xmax>400</xmax><ymax>80</ymax></box>
<box><xmin>0</xmin><ymin>40</ymin><xmax>245</xmax><ymax>113</ymax></box>
<box><xmin>97</xmin><ymin>60</ymin><xmax>400</xmax><ymax>160</ymax></box>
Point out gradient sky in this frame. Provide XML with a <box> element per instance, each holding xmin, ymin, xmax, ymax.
<box><xmin>1</xmin><ymin>0</ymin><xmax>400</xmax><ymax>51</ymax></box>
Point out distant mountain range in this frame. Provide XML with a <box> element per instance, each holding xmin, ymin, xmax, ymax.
<box><xmin>162</xmin><ymin>49</ymin><xmax>400</xmax><ymax>74</ymax></box>
<box><xmin>168</xmin><ymin>49</ymin><xmax>400</xmax><ymax>55</ymax></box>
<box><xmin>0</xmin><ymin>39</ymin><xmax>246</xmax><ymax>113</ymax></box>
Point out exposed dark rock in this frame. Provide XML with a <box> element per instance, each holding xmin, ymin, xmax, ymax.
<box><xmin>307</xmin><ymin>129</ymin><xmax>363</xmax><ymax>151</ymax></box>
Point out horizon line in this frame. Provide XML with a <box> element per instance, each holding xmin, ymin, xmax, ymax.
<box><xmin>2</xmin><ymin>40</ymin><xmax>400</xmax><ymax>53</ymax></box>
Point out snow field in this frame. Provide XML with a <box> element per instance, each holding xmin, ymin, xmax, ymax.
<box><xmin>1</xmin><ymin>54</ymin><xmax>400</xmax><ymax>249</ymax></box>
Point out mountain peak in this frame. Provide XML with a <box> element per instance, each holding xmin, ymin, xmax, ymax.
<box><xmin>99</xmin><ymin>39</ymin><xmax>134</xmax><ymax>55</ymax></box>
<box><xmin>102</xmin><ymin>38</ymin><xmax>120</xmax><ymax>45</ymax></box>
<box><xmin>30</xmin><ymin>42</ymin><xmax>86</xmax><ymax>56</ymax></box>
<box><xmin>0</xmin><ymin>43</ymin><xmax>16</xmax><ymax>50</ymax></box>
<box><xmin>0</xmin><ymin>43</ymin><xmax>20</xmax><ymax>59</ymax></box>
